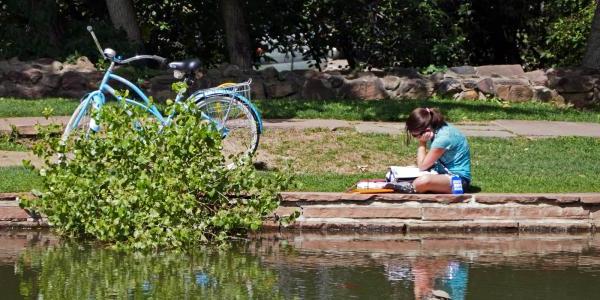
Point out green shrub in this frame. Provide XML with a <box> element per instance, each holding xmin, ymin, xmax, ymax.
<box><xmin>25</xmin><ymin>103</ymin><xmax>291</xmax><ymax>250</ymax></box>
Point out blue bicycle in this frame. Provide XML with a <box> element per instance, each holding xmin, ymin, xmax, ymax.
<box><xmin>62</xmin><ymin>26</ymin><xmax>263</xmax><ymax>162</ymax></box>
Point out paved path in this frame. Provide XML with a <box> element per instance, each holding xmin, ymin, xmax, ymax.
<box><xmin>3</xmin><ymin>116</ymin><xmax>600</xmax><ymax>138</ymax></box>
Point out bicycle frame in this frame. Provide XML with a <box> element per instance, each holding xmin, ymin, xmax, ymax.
<box><xmin>95</xmin><ymin>61</ymin><xmax>182</xmax><ymax>126</ymax></box>
<box><xmin>80</xmin><ymin>60</ymin><xmax>263</xmax><ymax>135</ymax></box>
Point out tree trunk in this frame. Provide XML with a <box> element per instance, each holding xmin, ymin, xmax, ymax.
<box><xmin>582</xmin><ymin>1</ymin><xmax>600</xmax><ymax>69</ymax></box>
<box><xmin>221</xmin><ymin>0</ymin><xmax>253</xmax><ymax>70</ymax></box>
<box><xmin>105</xmin><ymin>0</ymin><xmax>143</xmax><ymax>45</ymax></box>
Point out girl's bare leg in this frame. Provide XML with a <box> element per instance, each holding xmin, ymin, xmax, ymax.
<box><xmin>413</xmin><ymin>174</ymin><xmax>452</xmax><ymax>193</ymax></box>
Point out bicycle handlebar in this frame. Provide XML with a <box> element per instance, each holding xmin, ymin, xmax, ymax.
<box><xmin>87</xmin><ymin>25</ymin><xmax>167</xmax><ymax>66</ymax></box>
<box><xmin>117</xmin><ymin>55</ymin><xmax>167</xmax><ymax>65</ymax></box>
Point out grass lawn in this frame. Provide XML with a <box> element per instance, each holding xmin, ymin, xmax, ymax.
<box><xmin>0</xmin><ymin>166</ymin><xmax>43</xmax><ymax>193</ymax></box>
<box><xmin>3</xmin><ymin>130</ymin><xmax>599</xmax><ymax>194</ymax></box>
<box><xmin>3</xmin><ymin>97</ymin><xmax>600</xmax><ymax>123</ymax></box>
<box><xmin>0</xmin><ymin>97</ymin><xmax>79</xmax><ymax>118</ymax></box>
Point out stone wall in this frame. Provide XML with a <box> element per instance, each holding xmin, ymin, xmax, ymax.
<box><xmin>267</xmin><ymin>192</ymin><xmax>600</xmax><ymax>233</ymax></box>
<box><xmin>1</xmin><ymin>57</ymin><xmax>600</xmax><ymax>108</ymax></box>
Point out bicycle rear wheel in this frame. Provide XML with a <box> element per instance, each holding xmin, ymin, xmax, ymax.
<box><xmin>195</xmin><ymin>95</ymin><xmax>260</xmax><ymax>163</ymax></box>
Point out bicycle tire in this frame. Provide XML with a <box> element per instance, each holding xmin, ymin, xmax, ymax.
<box><xmin>61</xmin><ymin>96</ymin><xmax>104</xmax><ymax>142</ymax></box>
<box><xmin>194</xmin><ymin>95</ymin><xmax>260</xmax><ymax>163</ymax></box>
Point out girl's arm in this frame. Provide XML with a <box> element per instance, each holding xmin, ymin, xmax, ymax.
<box><xmin>416</xmin><ymin>132</ymin><xmax>446</xmax><ymax>171</ymax></box>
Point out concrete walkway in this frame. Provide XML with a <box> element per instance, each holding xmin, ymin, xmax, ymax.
<box><xmin>3</xmin><ymin>116</ymin><xmax>600</xmax><ymax>138</ymax></box>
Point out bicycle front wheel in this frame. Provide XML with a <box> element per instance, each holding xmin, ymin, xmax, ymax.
<box><xmin>61</xmin><ymin>97</ymin><xmax>97</xmax><ymax>142</ymax></box>
<box><xmin>195</xmin><ymin>96</ymin><xmax>260</xmax><ymax>162</ymax></box>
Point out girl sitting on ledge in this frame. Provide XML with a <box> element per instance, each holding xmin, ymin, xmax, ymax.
<box><xmin>398</xmin><ymin>107</ymin><xmax>472</xmax><ymax>193</ymax></box>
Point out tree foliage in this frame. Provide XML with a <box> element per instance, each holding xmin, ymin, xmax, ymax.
<box><xmin>0</xmin><ymin>0</ymin><xmax>595</xmax><ymax>69</ymax></box>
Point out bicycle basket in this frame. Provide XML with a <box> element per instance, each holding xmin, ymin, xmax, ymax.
<box><xmin>202</xmin><ymin>79</ymin><xmax>252</xmax><ymax>101</ymax></box>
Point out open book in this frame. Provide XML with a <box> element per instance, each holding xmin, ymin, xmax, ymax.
<box><xmin>385</xmin><ymin>166</ymin><xmax>437</xmax><ymax>182</ymax></box>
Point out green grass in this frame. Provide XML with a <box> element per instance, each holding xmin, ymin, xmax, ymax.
<box><xmin>255</xmin><ymin>98</ymin><xmax>600</xmax><ymax>123</ymax></box>
<box><xmin>263</xmin><ymin>136</ymin><xmax>600</xmax><ymax>193</ymax></box>
<box><xmin>0</xmin><ymin>133</ymin><xmax>600</xmax><ymax>193</ymax></box>
<box><xmin>0</xmin><ymin>134</ymin><xmax>28</xmax><ymax>151</ymax></box>
<box><xmin>0</xmin><ymin>166</ymin><xmax>43</xmax><ymax>193</ymax></box>
<box><xmin>3</xmin><ymin>97</ymin><xmax>600</xmax><ymax>123</ymax></box>
<box><xmin>0</xmin><ymin>97</ymin><xmax>79</xmax><ymax>118</ymax></box>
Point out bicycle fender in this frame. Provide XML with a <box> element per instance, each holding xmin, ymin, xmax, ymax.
<box><xmin>190</xmin><ymin>90</ymin><xmax>263</xmax><ymax>134</ymax></box>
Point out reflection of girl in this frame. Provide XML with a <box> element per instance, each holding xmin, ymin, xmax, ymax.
<box><xmin>405</xmin><ymin>108</ymin><xmax>471</xmax><ymax>193</ymax></box>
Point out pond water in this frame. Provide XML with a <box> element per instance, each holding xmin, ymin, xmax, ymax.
<box><xmin>1</xmin><ymin>230</ymin><xmax>600</xmax><ymax>300</ymax></box>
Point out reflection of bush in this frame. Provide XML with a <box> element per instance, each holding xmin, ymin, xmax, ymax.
<box><xmin>16</xmin><ymin>243</ymin><xmax>283</xmax><ymax>299</ymax></box>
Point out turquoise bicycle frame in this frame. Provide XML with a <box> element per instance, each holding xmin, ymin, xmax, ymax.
<box><xmin>79</xmin><ymin>62</ymin><xmax>263</xmax><ymax>134</ymax></box>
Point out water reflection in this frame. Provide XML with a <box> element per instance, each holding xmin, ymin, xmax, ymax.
<box><xmin>1</xmin><ymin>230</ymin><xmax>600</xmax><ymax>299</ymax></box>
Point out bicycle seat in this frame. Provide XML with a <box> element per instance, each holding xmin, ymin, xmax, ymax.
<box><xmin>168</xmin><ymin>59</ymin><xmax>201</xmax><ymax>72</ymax></box>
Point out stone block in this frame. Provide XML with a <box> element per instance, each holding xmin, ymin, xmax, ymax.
<box><xmin>265</xmin><ymin>81</ymin><xmax>296</xmax><ymax>98</ymax></box>
<box><xmin>496</xmin><ymin>85</ymin><xmax>533</xmax><ymax>102</ymax></box>
<box><xmin>302</xmin><ymin>206</ymin><xmax>422</xmax><ymax>219</ymax></box>
<box><xmin>448</xmin><ymin>66</ymin><xmax>476</xmax><ymax>75</ymax></box>
<box><xmin>555</xmin><ymin>75</ymin><xmax>595</xmax><ymax>93</ymax></box>
<box><xmin>0</xmin><ymin>207</ymin><xmax>30</xmax><ymax>221</ymax></box>
<box><xmin>406</xmin><ymin>220</ymin><xmax>519</xmax><ymax>233</ymax></box>
<box><xmin>422</xmin><ymin>207</ymin><xmax>514</xmax><ymax>221</ymax></box>
<box><xmin>339</xmin><ymin>76</ymin><xmax>388</xmax><ymax>100</ymax></box>
<box><xmin>525</xmin><ymin>69</ymin><xmax>548</xmax><ymax>85</ymax></box>
<box><xmin>562</xmin><ymin>92</ymin><xmax>595</xmax><ymax>108</ymax></box>
<box><xmin>301</xmin><ymin>77</ymin><xmax>336</xmax><ymax>99</ymax></box>
<box><xmin>512</xmin><ymin>206</ymin><xmax>589</xmax><ymax>219</ymax></box>
<box><xmin>436</xmin><ymin>78</ymin><xmax>462</xmax><ymax>96</ymax></box>
<box><xmin>474</xmin><ymin>194</ymin><xmax>580</xmax><ymax>204</ymax></box>
<box><xmin>475</xmin><ymin>64</ymin><xmax>525</xmax><ymax>77</ymax></box>
<box><xmin>383</xmin><ymin>75</ymin><xmax>401</xmax><ymax>90</ymax></box>
<box><xmin>476</xmin><ymin>78</ymin><xmax>495</xmax><ymax>94</ymax></box>
<box><xmin>395</xmin><ymin>77</ymin><xmax>432</xmax><ymax>99</ymax></box>
<box><xmin>518</xmin><ymin>221</ymin><xmax>591</xmax><ymax>233</ymax></box>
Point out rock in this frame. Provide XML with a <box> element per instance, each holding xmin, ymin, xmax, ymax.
<box><xmin>496</xmin><ymin>85</ymin><xmax>533</xmax><ymax>102</ymax></box>
<box><xmin>382</xmin><ymin>75</ymin><xmax>401</xmax><ymax>90</ymax></box>
<box><xmin>22</xmin><ymin>68</ymin><xmax>43</xmax><ymax>84</ymax></box>
<box><xmin>476</xmin><ymin>78</ymin><xmax>495</xmax><ymax>94</ymax></box>
<box><xmin>562</xmin><ymin>92</ymin><xmax>594</xmax><ymax>108</ymax></box>
<box><xmin>475</xmin><ymin>64</ymin><xmax>525</xmax><ymax>77</ymax></box>
<box><xmin>525</xmin><ymin>69</ymin><xmax>547</xmax><ymax>85</ymax></box>
<box><xmin>301</xmin><ymin>77</ymin><xmax>336</xmax><ymax>99</ymax></box>
<box><xmin>261</xmin><ymin>66</ymin><xmax>279</xmax><ymax>81</ymax></box>
<box><xmin>250</xmin><ymin>78</ymin><xmax>266</xmax><ymax>99</ymax></box>
<box><xmin>75</xmin><ymin>56</ymin><xmax>96</xmax><ymax>72</ymax></box>
<box><xmin>461</xmin><ymin>78</ymin><xmax>478</xmax><ymax>90</ymax></box>
<box><xmin>555</xmin><ymin>75</ymin><xmax>595</xmax><ymax>93</ymax></box>
<box><xmin>39</xmin><ymin>73</ymin><xmax>61</xmax><ymax>89</ymax></box>
<box><xmin>327</xmin><ymin>75</ymin><xmax>345</xmax><ymax>89</ymax></box>
<box><xmin>436</xmin><ymin>78</ymin><xmax>462</xmax><ymax>96</ymax></box>
<box><xmin>532</xmin><ymin>86</ymin><xmax>553</xmax><ymax>102</ymax></box>
<box><xmin>448</xmin><ymin>65</ymin><xmax>476</xmax><ymax>75</ymax></box>
<box><xmin>265</xmin><ymin>80</ymin><xmax>296</xmax><ymax>98</ymax></box>
<box><xmin>395</xmin><ymin>77</ymin><xmax>432</xmax><ymax>99</ymax></box>
<box><xmin>222</xmin><ymin>64</ymin><xmax>242</xmax><ymax>77</ymax></box>
<box><xmin>454</xmin><ymin>89</ymin><xmax>479</xmax><ymax>101</ymax></box>
<box><xmin>429</xmin><ymin>72</ymin><xmax>445</xmax><ymax>85</ymax></box>
<box><xmin>339</xmin><ymin>76</ymin><xmax>388</xmax><ymax>100</ymax></box>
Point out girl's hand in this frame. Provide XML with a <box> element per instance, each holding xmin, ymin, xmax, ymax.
<box><xmin>418</xmin><ymin>131</ymin><xmax>433</xmax><ymax>144</ymax></box>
